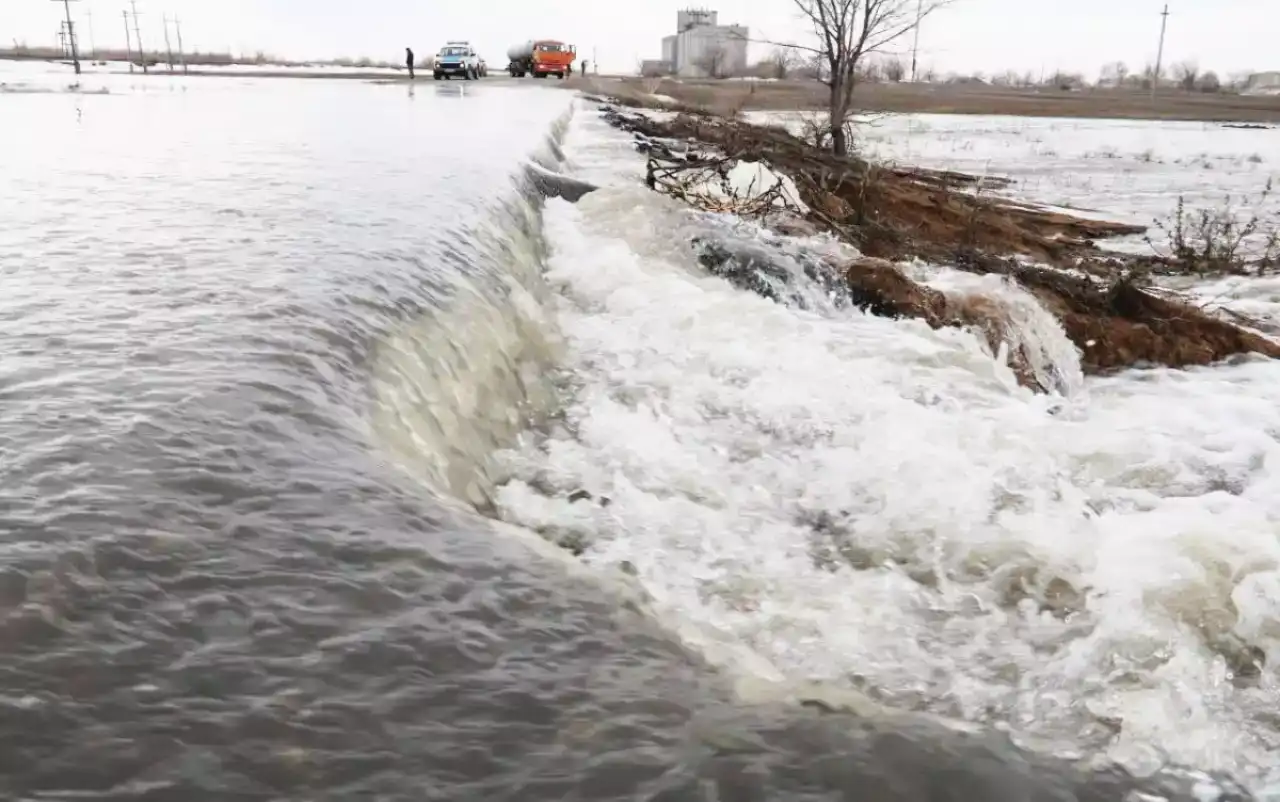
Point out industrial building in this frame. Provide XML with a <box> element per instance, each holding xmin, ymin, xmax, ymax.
<box><xmin>1244</xmin><ymin>71</ymin><xmax>1280</xmax><ymax>95</ymax></box>
<box><xmin>655</xmin><ymin>8</ymin><xmax>748</xmax><ymax>78</ymax></box>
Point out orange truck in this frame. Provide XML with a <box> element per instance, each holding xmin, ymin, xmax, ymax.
<box><xmin>506</xmin><ymin>39</ymin><xmax>577</xmax><ymax>79</ymax></box>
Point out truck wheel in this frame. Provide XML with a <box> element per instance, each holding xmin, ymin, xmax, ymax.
<box><xmin>433</xmin><ymin>73</ymin><xmax>442</xmax><ymax>80</ymax></box>
<box><xmin>556</xmin><ymin>72</ymin><xmax>565</xmax><ymax>80</ymax></box>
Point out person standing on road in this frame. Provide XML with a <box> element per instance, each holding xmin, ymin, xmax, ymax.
<box><xmin>406</xmin><ymin>47</ymin><xmax>415</xmax><ymax>79</ymax></box>
<box><xmin>581</xmin><ymin>60</ymin><xmax>588</xmax><ymax>77</ymax></box>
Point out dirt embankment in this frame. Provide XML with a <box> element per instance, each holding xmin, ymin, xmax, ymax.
<box><xmin>594</xmin><ymin>101</ymin><xmax>1280</xmax><ymax>389</ymax></box>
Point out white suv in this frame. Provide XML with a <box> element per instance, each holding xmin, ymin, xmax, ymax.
<box><xmin>433</xmin><ymin>42</ymin><xmax>482</xmax><ymax>81</ymax></box>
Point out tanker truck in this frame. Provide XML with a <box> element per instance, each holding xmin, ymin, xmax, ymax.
<box><xmin>506</xmin><ymin>39</ymin><xmax>577</xmax><ymax>79</ymax></box>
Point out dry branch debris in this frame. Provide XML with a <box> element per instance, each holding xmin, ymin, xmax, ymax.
<box><xmin>600</xmin><ymin>103</ymin><xmax>1280</xmax><ymax>385</ymax></box>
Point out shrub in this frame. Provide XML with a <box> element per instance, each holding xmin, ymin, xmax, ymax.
<box><xmin>1146</xmin><ymin>179</ymin><xmax>1280</xmax><ymax>276</ymax></box>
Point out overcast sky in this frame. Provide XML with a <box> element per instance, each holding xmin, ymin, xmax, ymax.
<box><xmin>2</xmin><ymin>0</ymin><xmax>1272</xmax><ymax>79</ymax></box>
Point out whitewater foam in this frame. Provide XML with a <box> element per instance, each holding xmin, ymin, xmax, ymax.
<box><xmin>492</xmin><ymin>105</ymin><xmax>1280</xmax><ymax>791</ymax></box>
<box><xmin>907</xmin><ymin>265</ymin><xmax>1087</xmax><ymax>396</ymax></box>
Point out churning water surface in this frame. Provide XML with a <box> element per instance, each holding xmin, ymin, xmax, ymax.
<box><xmin>0</xmin><ymin>67</ymin><xmax>1276</xmax><ymax>801</ymax></box>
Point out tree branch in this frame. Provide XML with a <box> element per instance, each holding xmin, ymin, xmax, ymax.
<box><xmin>753</xmin><ymin>0</ymin><xmax>956</xmax><ymax>155</ymax></box>
<box><xmin>728</xmin><ymin>32</ymin><xmax>824</xmax><ymax>56</ymax></box>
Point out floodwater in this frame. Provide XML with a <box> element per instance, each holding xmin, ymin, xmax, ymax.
<box><xmin>0</xmin><ymin>63</ymin><xmax>1273</xmax><ymax>801</ymax></box>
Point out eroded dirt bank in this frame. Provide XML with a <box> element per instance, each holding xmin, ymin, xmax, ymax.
<box><xmin>592</xmin><ymin>100</ymin><xmax>1280</xmax><ymax>390</ymax></box>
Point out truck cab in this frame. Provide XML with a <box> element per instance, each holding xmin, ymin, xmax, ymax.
<box><xmin>530</xmin><ymin>41</ymin><xmax>576</xmax><ymax>79</ymax></box>
<box><xmin>507</xmin><ymin>40</ymin><xmax>577</xmax><ymax>79</ymax></box>
<box><xmin>433</xmin><ymin>42</ymin><xmax>482</xmax><ymax>81</ymax></box>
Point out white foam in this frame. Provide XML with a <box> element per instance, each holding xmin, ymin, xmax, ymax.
<box><xmin>495</xmin><ymin>108</ymin><xmax>1280</xmax><ymax>792</ymax></box>
<box><xmin>911</xmin><ymin>266</ymin><xmax>1087</xmax><ymax>396</ymax></box>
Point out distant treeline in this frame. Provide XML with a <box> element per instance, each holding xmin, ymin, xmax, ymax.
<box><xmin>0</xmin><ymin>42</ymin><xmax>404</xmax><ymax>70</ymax></box>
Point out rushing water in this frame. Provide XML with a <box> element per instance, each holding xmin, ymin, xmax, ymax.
<box><xmin>0</xmin><ymin>64</ymin><xmax>1274</xmax><ymax>801</ymax></box>
<box><xmin>497</xmin><ymin>108</ymin><xmax>1280</xmax><ymax>793</ymax></box>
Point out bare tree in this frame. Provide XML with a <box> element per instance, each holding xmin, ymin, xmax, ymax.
<box><xmin>881</xmin><ymin>55</ymin><xmax>906</xmax><ymax>82</ymax></box>
<box><xmin>1198</xmin><ymin>70</ymin><xmax>1221</xmax><ymax>93</ymax></box>
<box><xmin>695</xmin><ymin>44</ymin><xmax>729</xmax><ymax>79</ymax></box>
<box><xmin>856</xmin><ymin>59</ymin><xmax>884</xmax><ymax>82</ymax></box>
<box><xmin>1098</xmin><ymin>60</ymin><xmax>1129</xmax><ymax>87</ymax></box>
<box><xmin>1141</xmin><ymin>62</ymin><xmax>1162</xmax><ymax>90</ymax></box>
<box><xmin>765</xmin><ymin>46</ymin><xmax>800</xmax><ymax>79</ymax></box>
<box><xmin>1173</xmin><ymin>60</ymin><xmax>1198</xmax><ymax>91</ymax></box>
<box><xmin>640</xmin><ymin>61</ymin><xmax>670</xmax><ymax>78</ymax></box>
<box><xmin>789</xmin><ymin>52</ymin><xmax>820</xmax><ymax>80</ymax></box>
<box><xmin>1045</xmin><ymin>71</ymin><xmax>1084</xmax><ymax>91</ymax></box>
<box><xmin>774</xmin><ymin>0</ymin><xmax>951</xmax><ymax>155</ymax></box>
<box><xmin>1225</xmin><ymin>71</ymin><xmax>1253</xmax><ymax>93</ymax></box>
<box><xmin>807</xmin><ymin>52</ymin><xmax>828</xmax><ymax>81</ymax></box>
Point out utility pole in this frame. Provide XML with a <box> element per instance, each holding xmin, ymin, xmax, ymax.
<box><xmin>130</xmin><ymin>0</ymin><xmax>147</xmax><ymax>74</ymax></box>
<box><xmin>162</xmin><ymin>14</ymin><xmax>174</xmax><ymax>72</ymax></box>
<box><xmin>1151</xmin><ymin>3</ymin><xmax>1169</xmax><ymax>101</ymax></box>
<box><xmin>910</xmin><ymin>0</ymin><xmax>922</xmax><ymax>81</ymax></box>
<box><xmin>123</xmin><ymin>9</ymin><xmax>134</xmax><ymax>72</ymax></box>
<box><xmin>174</xmin><ymin>16</ymin><xmax>187</xmax><ymax>74</ymax></box>
<box><xmin>86</xmin><ymin>6</ymin><xmax>96</xmax><ymax>59</ymax></box>
<box><xmin>51</xmin><ymin>0</ymin><xmax>81</xmax><ymax>74</ymax></box>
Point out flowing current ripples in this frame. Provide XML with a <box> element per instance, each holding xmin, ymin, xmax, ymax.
<box><xmin>0</xmin><ymin>68</ymin><xmax>1270</xmax><ymax>801</ymax></box>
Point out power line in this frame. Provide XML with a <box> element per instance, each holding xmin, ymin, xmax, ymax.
<box><xmin>1151</xmin><ymin>3</ymin><xmax>1169</xmax><ymax>101</ymax></box>
<box><xmin>162</xmin><ymin>13</ymin><xmax>174</xmax><ymax>72</ymax></box>
<box><xmin>50</xmin><ymin>0</ymin><xmax>81</xmax><ymax>74</ymax></box>
<box><xmin>910</xmin><ymin>0</ymin><xmax>923</xmax><ymax>82</ymax></box>
<box><xmin>130</xmin><ymin>0</ymin><xmax>147</xmax><ymax>74</ymax></box>
<box><xmin>173</xmin><ymin>16</ymin><xmax>187</xmax><ymax>74</ymax></box>
<box><xmin>122</xmin><ymin>9</ymin><xmax>134</xmax><ymax>72</ymax></box>
<box><xmin>85</xmin><ymin>6</ymin><xmax>96</xmax><ymax>59</ymax></box>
